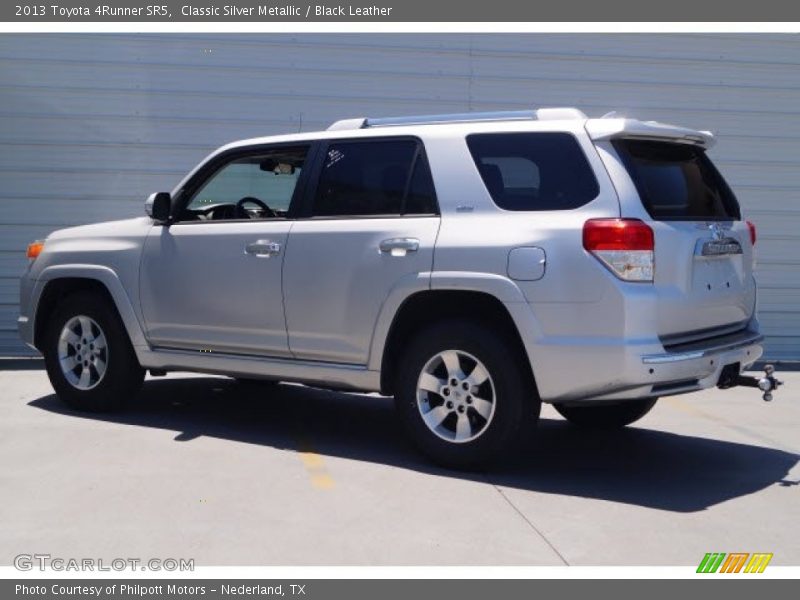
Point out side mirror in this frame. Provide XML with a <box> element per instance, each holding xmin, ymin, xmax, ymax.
<box><xmin>145</xmin><ymin>192</ymin><xmax>171</xmax><ymax>222</ymax></box>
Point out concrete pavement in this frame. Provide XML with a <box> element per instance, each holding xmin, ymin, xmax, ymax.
<box><xmin>1</xmin><ymin>364</ymin><xmax>798</xmax><ymax>566</ymax></box>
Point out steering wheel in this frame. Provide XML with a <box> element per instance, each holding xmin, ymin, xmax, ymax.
<box><xmin>235</xmin><ymin>196</ymin><xmax>276</xmax><ymax>219</ymax></box>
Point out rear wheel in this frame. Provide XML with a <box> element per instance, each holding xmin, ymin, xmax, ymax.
<box><xmin>554</xmin><ymin>398</ymin><xmax>657</xmax><ymax>429</ymax></box>
<box><xmin>43</xmin><ymin>291</ymin><xmax>144</xmax><ymax>412</ymax></box>
<box><xmin>395</xmin><ymin>320</ymin><xmax>538</xmax><ymax>469</ymax></box>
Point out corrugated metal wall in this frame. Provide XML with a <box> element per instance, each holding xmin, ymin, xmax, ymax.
<box><xmin>0</xmin><ymin>33</ymin><xmax>798</xmax><ymax>358</ymax></box>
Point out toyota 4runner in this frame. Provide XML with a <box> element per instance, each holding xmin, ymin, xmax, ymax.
<box><xmin>18</xmin><ymin>108</ymin><xmax>777</xmax><ymax>468</ymax></box>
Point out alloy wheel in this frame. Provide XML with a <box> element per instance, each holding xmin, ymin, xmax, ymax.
<box><xmin>58</xmin><ymin>315</ymin><xmax>109</xmax><ymax>390</ymax></box>
<box><xmin>415</xmin><ymin>349</ymin><xmax>496</xmax><ymax>443</ymax></box>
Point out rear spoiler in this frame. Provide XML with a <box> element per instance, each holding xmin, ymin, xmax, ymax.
<box><xmin>585</xmin><ymin>118</ymin><xmax>716</xmax><ymax>149</ymax></box>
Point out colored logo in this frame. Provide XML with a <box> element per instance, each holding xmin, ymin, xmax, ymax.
<box><xmin>697</xmin><ymin>552</ymin><xmax>773</xmax><ymax>573</ymax></box>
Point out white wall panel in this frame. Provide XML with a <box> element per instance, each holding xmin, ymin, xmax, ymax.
<box><xmin>0</xmin><ymin>33</ymin><xmax>797</xmax><ymax>358</ymax></box>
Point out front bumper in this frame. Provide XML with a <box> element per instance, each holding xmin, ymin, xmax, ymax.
<box><xmin>17</xmin><ymin>274</ymin><xmax>37</xmax><ymax>350</ymax></box>
<box><xmin>17</xmin><ymin>315</ymin><xmax>34</xmax><ymax>349</ymax></box>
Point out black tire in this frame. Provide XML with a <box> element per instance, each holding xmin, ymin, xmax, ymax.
<box><xmin>43</xmin><ymin>291</ymin><xmax>144</xmax><ymax>412</ymax></box>
<box><xmin>553</xmin><ymin>398</ymin><xmax>658</xmax><ymax>429</ymax></box>
<box><xmin>395</xmin><ymin>319</ymin><xmax>539</xmax><ymax>470</ymax></box>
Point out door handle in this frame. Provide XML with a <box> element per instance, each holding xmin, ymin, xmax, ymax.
<box><xmin>245</xmin><ymin>239</ymin><xmax>281</xmax><ymax>257</ymax></box>
<box><xmin>379</xmin><ymin>238</ymin><xmax>420</xmax><ymax>256</ymax></box>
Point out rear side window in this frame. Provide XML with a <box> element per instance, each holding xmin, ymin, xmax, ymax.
<box><xmin>312</xmin><ymin>139</ymin><xmax>437</xmax><ymax>217</ymax></box>
<box><xmin>466</xmin><ymin>132</ymin><xmax>599</xmax><ymax>211</ymax></box>
<box><xmin>613</xmin><ymin>139</ymin><xmax>740</xmax><ymax>221</ymax></box>
<box><xmin>404</xmin><ymin>153</ymin><xmax>438</xmax><ymax>215</ymax></box>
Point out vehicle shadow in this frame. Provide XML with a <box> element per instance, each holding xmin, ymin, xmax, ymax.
<box><xmin>28</xmin><ymin>376</ymin><xmax>798</xmax><ymax>513</ymax></box>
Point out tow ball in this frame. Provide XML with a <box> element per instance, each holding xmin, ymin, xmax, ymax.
<box><xmin>717</xmin><ymin>363</ymin><xmax>783</xmax><ymax>401</ymax></box>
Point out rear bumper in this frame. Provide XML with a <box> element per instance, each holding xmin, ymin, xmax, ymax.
<box><xmin>630</xmin><ymin>331</ymin><xmax>764</xmax><ymax>399</ymax></box>
<box><xmin>512</xmin><ymin>302</ymin><xmax>764</xmax><ymax>403</ymax></box>
<box><xmin>642</xmin><ymin>329</ymin><xmax>763</xmax><ymax>365</ymax></box>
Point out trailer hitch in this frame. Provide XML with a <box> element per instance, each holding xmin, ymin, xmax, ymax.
<box><xmin>718</xmin><ymin>364</ymin><xmax>783</xmax><ymax>401</ymax></box>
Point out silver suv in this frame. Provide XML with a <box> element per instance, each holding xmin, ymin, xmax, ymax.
<box><xmin>18</xmin><ymin>108</ymin><xmax>768</xmax><ymax>468</ymax></box>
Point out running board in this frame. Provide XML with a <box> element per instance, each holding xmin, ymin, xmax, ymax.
<box><xmin>138</xmin><ymin>347</ymin><xmax>381</xmax><ymax>392</ymax></box>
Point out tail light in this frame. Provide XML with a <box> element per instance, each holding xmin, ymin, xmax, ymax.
<box><xmin>26</xmin><ymin>240</ymin><xmax>45</xmax><ymax>260</ymax></box>
<box><xmin>583</xmin><ymin>219</ymin><xmax>654</xmax><ymax>282</ymax></box>
<box><xmin>746</xmin><ymin>220</ymin><xmax>757</xmax><ymax>245</ymax></box>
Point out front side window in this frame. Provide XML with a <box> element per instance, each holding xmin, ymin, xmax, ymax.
<box><xmin>180</xmin><ymin>146</ymin><xmax>308</xmax><ymax>221</ymax></box>
<box><xmin>467</xmin><ymin>132</ymin><xmax>599</xmax><ymax>211</ymax></box>
<box><xmin>312</xmin><ymin>139</ymin><xmax>437</xmax><ymax>217</ymax></box>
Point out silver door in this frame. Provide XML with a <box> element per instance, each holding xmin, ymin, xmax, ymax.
<box><xmin>282</xmin><ymin>136</ymin><xmax>440</xmax><ymax>364</ymax></box>
<box><xmin>282</xmin><ymin>217</ymin><xmax>439</xmax><ymax>363</ymax></box>
<box><xmin>140</xmin><ymin>221</ymin><xmax>292</xmax><ymax>356</ymax></box>
<box><xmin>139</xmin><ymin>144</ymin><xmax>310</xmax><ymax>356</ymax></box>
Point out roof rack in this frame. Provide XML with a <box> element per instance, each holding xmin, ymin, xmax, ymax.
<box><xmin>327</xmin><ymin>107</ymin><xmax>587</xmax><ymax>131</ymax></box>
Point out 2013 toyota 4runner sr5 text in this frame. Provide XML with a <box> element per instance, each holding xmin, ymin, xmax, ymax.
<box><xmin>18</xmin><ymin>108</ymin><xmax>781</xmax><ymax>468</ymax></box>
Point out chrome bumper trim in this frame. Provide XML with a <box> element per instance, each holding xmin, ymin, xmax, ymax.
<box><xmin>642</xmin><ymin>334</ymin><xmax>763</xmax><ymax>364</ymax></box>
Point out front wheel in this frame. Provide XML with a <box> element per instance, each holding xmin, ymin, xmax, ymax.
<box><xmin>43</xmin><ymin>291</ymin><xmax>144</xmax><ymax>412</ymax></box>
<box><xmin>395</xmin><ymin>320</ymin><xmax>538</xmax><ymax>469</ymax></box>
<box><xmin>553</xmin><ymin>398</ymin><xmax>658</xmax><ymax>429</ymax></box>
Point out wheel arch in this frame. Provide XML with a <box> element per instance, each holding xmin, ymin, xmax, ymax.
<box><xmin>32</xmin><ymin>266</ymin><xmax>147</xmax><ymax>354</ymax></box>
<box><xmin>376</xmin><ymin>285</ymin><xmax>538</xmax><ymax>397</ymax></box>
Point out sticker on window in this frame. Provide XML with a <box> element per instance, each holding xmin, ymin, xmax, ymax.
<box><xmin>326</xmin><ymin>149</ymin><xmax>345</xmax><ymax>168</ymax></box>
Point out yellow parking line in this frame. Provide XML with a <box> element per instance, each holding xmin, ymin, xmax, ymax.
<box><xmin>663</xmin><ymin>396</ymin><xmax>714</xmax><ymax>419</ymax></box>
<box><xmin>296</xmin><ymin>442</ymin><xmax>335</xmax><ymax>490</ymax></box>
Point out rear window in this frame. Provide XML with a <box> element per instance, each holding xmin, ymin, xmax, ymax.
<box><xmin>613</xmin><ymin>139</ymin><xmax>740</xmax><ymax>221</ymax></box>
<box><xmin>466</xmin><ymin>132</ymin><xmax>599</xmax><ymax>211</ymax></box>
